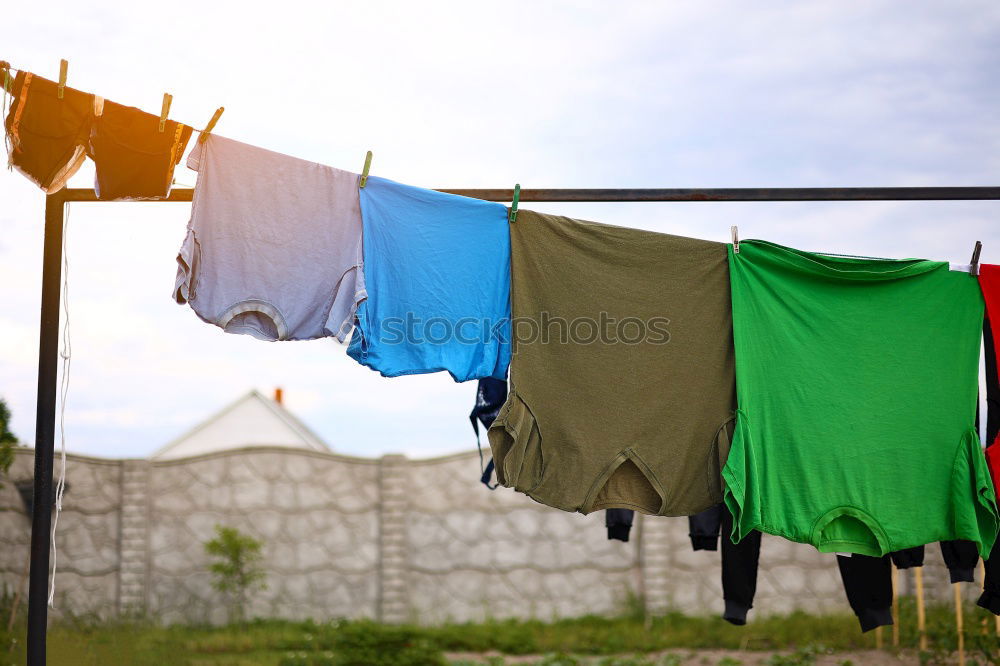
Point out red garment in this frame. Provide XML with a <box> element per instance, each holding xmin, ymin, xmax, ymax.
<box><xmin>978</xmin><ymin>264</ymin><xmax>1000</xmax><ymax>500</ymax></box>
<box><xmin>989</xmin><ymin>446</ymin><xmax>1000</xmax><ymax>503</ymax></box>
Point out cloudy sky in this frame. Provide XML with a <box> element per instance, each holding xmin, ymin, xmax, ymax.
<box><xmin>1</xmin><ymin>1</ymin><xmax>999</xmax><ymax>460</ymax></box>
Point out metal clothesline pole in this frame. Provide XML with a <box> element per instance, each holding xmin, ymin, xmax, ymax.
<box><xmin>33</xmin><ymin>185</ymin><xmax>1000</xmax><ymax>203</ymax></box>
<box><xmin>25</xmin><ymin>184</ymin><xmax>1000</xmax><ymax>665</ymax></box>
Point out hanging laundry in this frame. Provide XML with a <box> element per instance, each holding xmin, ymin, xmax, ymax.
<box><xmin>979</xmin><ymin>266</ymin><xmax>1000</xmax><ymax>496</ymax></box>
<box><xmin>889</xmin><ymin>546</ymin><xmax>924</xmax><ymax>570</ymax></box>
<box><xmin>87</xmin><ymin>100</ymin><xmax>191</xmax><ymax>200</ymax></box>
<box><xmin>687</xmin><ymin>504</ymin><xmax>762</xmax><ymax>625</ymax></box>
<box><xmin>488</xmin><ymin>210</ymin><xmax>736</xmax><ymax>515</ymax></box>
<box><xmin>691</xmin><ymin>502</ymin><xmax>897</xmax><ymax>630</ymax></box>
<box><xmin>886</xmin><ymin>541</ymin><xmax>978</xmax><ymax>582</ymax></box>
<box><xmin>346</xmin><ymin>176</ymin><xmax>510</xmax><ymax>381</ymax></box>
<box><xmin>718</xmin><ymin>508</ymin><xmax>762</xmax><ymax>625</ymax></box>
<box><xmin>689</xmin><ymin>503</ymin><xmax>725</xmax><ymax>551</ymax></box>
<box><xmin>836</xmin><ymin>554</ymin><xmax>894</xmax><ymax>633</ymax></box>
<box><xmin>939</xmin><ymin>540</ymin><xmax>979</xmax><ymax>583</ymax></box>
<box><xmin>4</xmin><ymin>70</ymin><xmax>98</xmax><ymax>193</ymax></box>
<box><xmin>724</xmin><ymin>240</ymin><xmax>997</xmax><ymax>557</ymax></box>
<box><xmin>980</xmin><ymin>545</ymin><xmax>1000</xmax><ymax>614</ymax></box>
<box><xmin>977</xmin><ymin>293</ymin><xmax>1000</xmax><ymax>614</ymax></box>
<box><xmin>986</xmin><ymin>318</ymin><xmax>1000</xmax><ymax>483</ymax></box>
<box><xmin>470</xmin><ymin>377</ymin><xmax>508</xmax><ymax>488</ymax></box>
<box><xmin>838</xmin><ymin>541</ymin><xmax>977</xmax><ymax>631</ymax></box>
<box><xmin>606</xmin><ymin>509</ymin><xmax>634</xmax><ymax>542</ymax></box>
<box><xmin>173</xmin><ymin>134</ymin><xmax>365</xmax><ymax>341</ymax></box>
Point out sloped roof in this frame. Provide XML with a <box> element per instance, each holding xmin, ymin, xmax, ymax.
<box><xmin>151</xmin><ymin>390</ymin><xmax>330</xmax><ymax>459</ymax></box>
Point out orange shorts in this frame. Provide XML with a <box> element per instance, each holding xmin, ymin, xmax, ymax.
<box><xmin>88</xmin><ymin>100</ymin><xmax>192</xmax><ymax>200</ymax></box>
<box><xmin>5</xmin><ymin>71</ymin><xmax>98</xmax><ymax>193</ymax></box>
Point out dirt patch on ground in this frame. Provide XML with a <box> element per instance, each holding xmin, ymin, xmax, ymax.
<box><xmin>446</xmin><ymin>649</ymin><xmax>923</xmax><ymax>665</ymax></box>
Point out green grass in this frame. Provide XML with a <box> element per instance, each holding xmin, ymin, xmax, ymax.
<box><xmin>1</xmin><ymin>597</ymin><xmax>998</xmax><ymax>665</ymax></box>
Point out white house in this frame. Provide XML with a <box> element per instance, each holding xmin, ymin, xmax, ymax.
<box><xmin>151</xmin><ymin>389</ymin><xmax>330</xmax><ymax>460</ymax></box>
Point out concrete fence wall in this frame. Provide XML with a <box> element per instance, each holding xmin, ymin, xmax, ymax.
<box><xmin>0</xmin><ymin>447</ymin><xmax>968</xmax><ymax>625</ymax></box>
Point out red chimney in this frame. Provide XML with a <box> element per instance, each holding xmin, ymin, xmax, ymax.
<box><xmin>274</xmin><ymin>387</ymin><xmax>283</xmax><ymax>405</ymax></box>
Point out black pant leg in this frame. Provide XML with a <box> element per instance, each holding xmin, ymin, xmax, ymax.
<box><xmin>837</xmin><ymin>554</ymin><xmax>894</xmax><ymax>632</ymax></box>
<box><xmin>889</xmin><ymin>546</ymin><xmax>925</xmax><ymax>569</ymax></box>
<box><xmin>940</xmin><ymin>540</ymin><xmax>979</xmax><ymax>584</ymax></box>
<box><xmin>471</xmin><ymin>378</ymin><xmax>508</xmax><ymax>488</ymax></box>
<box><xmin>979</xmin><ymin>317</ymin><xmax>1000</xmax><ymax>615</ymax></box>
<box><xmin>606</xmin><ymin>509</ymin><xmax>634</xmax><ymax>542</ymax></box>
<box><xmin>985</xmin><ymin>317</ymin><xmax>1000</xmax><ymax>447</ymax></box>
<box><xmin>980</xmin><ymin>537</ymin><xmax>1000</xmax><ymax>614</ymax></box>
<box><xmin>689</xmin><ymin>503</ymin><xmax>724</xmax><ymax>551</ymax></box>
<box><xmin>721</xmin><ymin>507</ymin><xmax>761</xmax><ymax>625</ymax></box>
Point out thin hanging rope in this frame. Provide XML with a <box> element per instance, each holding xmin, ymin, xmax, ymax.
<box><xmin>48</xmin><ymin>200</ymin><xmax>70</xmax><ymax>608</ymax></box>
<box><xmin>2</xmin><ymin>66</ymin><xmax>12</xmax><ymax>169</ymax></box>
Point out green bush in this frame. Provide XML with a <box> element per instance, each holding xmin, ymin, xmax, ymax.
<box><xmin>0</xmin><ymin>397</ymin><xmax>18</xmax><ymax>488</ymax></box>
<box><xmin>329</xmin><ymin>620</ymin><xmax>446</xmax><ymax>666</ymax></box>
<box><xmin>918</xmin><ymin>600</ymin><xmax>1000</xmax><ymax>666</ymax></box>
<box><xmin>204</xmin><ymin>525</ymin><xmax>267</xmax><ymax>624</ymax></box>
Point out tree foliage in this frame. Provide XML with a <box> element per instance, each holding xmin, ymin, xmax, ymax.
<box><xmin>204</xmin><ymin>525</ymin><xmax>267</xmax><ymax>624</ymax></box>
<box><xmin>0</xmin><ymin>398</ymin><xmax>17</xmax><ymax>486</ymax></box>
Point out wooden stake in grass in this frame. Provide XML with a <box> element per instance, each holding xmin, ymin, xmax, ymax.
<box><xmin>955</xmin><ymin>582</ymin><xmax>965</xmax><ymax>666</ymax></box>
<box><xmin>891</xmin><ymin>563</ymin><xmax>900</xmax><ymax>647</ymax></box>
<box><xmin>876</xmin><ymin>625</ymin><xmax>884</xmax><ymax>650</ymax></box>
<box><xmin>916</xmin><ymin>566</ymin><xmax>927</xmax><ymax>652</ymax></box>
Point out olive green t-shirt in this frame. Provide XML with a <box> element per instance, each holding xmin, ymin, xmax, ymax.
<box><xmin>724</xmin><ymin>240</ymin><xmax>998</xmax><ymax>557</ymax></box>
<box><xmin>488</xmin><ymin>210</ymin><xmax>736</xmax><ymax>515</ymax></box>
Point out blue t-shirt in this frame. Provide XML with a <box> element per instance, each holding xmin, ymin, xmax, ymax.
<box><xmin>347</xmin><ymin>176</ymin><xmax>511</xmax><ymax>381</ymax></box>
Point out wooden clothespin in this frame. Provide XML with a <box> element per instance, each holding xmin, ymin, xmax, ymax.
<box><xmin>57</xmin><ymin>59</ymin><xmax>68</xmax><ymax>99</ymax></box>
<box><xmin>970</xmin><ymin>241</ymin><xmax>983</xmax><ymax>276</ymax></box>
<box><xmin>360</xmin><ymin>151</ymin><xmax>373</xmax><ymax>188</ymax></box>
<box><xmin>731</xmin><ymin>225</ymin><xmax>740</xmax><ymax>254</ymax></box>
<box><xmin>198</xmin><ymin>107</ymin><xmax>225</xmax><ymax>144</ymax></box>
<box><xmin>158</xmin><ymin>93</ymin><xmax>172</xmax><ymax>133</ymax></box>
<box><xmin>0</xmin><ymin>61</ymin><xmax>12</xmax><ymax>95</ymax></box>
<box><xmin>509</xmin><ymin>184</ymin><xmax>521</xmax><ymax>224</ymax></box>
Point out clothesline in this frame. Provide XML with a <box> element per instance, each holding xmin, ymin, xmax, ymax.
<box><xmin>44</xmin><ymin>185</ymin><xmax>1000</xmax><ymax>203</ymax></box>
<box><xmin>23</xmin><ymin>191</ymin><xmax>1000</xmax><ymax>666</ymax></box>
<box><xmin>5</xmin><ymin>61</ymin><xmax>1000</xmax><ymax>205</ymax></box>
<box><xmin>0</xmin><ymin>61</ymin><xmax>225</xmax><ymax>143</ymax></box>
<box><xmin>5</xmin><ymin>60</ymin><xmax>1000</xmax><ymax>206</ymax></box>
<box><xmin>11</xmin><ymin>56</ymin><xmax>1000</xmax><ymax>666</ymax></box>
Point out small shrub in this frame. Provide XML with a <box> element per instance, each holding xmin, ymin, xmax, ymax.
<box><xmin>204</xmin><ymin>525</ymin><xmax>267</xmax><ymax>624</ymax></box>
<box><xmin>331</xmin><ymin>620</ymin><xmax>446</xmax><ymax>666</ymax></box>
<box><xmin>0</xmin><ymin>397</ymin><xmax>18</xmax><ymax>488</ymax></box>
<box><xmin>920</xmin><ymin>601</ymin><xmax>1000</xmax><ymax>666</ymax></box>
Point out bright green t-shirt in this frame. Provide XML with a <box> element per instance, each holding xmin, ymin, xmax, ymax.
<box><xmin>723</xmin><ymin>240</ymin><xmax>998</xmax><ymax>557</ymax></box>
